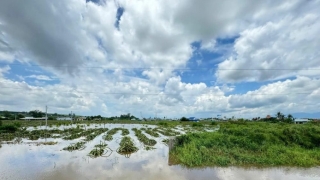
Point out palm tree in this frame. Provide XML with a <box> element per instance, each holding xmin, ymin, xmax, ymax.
<box><xmin>276</xmin><ymin>111</ymin><xmax>285</xmax><ymax>121</ymax></box>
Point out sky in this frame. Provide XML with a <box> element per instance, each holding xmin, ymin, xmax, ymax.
<box><xmin>0</xmin><ymin>0</ymin><xmax>320</xmax><ymax>119</ymax></box>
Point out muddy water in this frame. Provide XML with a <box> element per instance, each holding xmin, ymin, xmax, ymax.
<box><xmin>0</xmin><ymin>124</ymin><xmax>319</xmax><ymax>180</ymax></box>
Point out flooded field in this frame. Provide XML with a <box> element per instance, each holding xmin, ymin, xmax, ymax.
<box><xmin>0</xmin><ymin>123</ymin><xmax>319</xmax><ymax>180</ymax></box>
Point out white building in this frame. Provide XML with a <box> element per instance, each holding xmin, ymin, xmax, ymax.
<box><xmin>57</xmin><ymin>117</ymin><xmax>72</xmax><ymax>121</ymax></box>
<box><xmin>294</xmin><ymin>118</ymin><xmax>309</xmax><ymax>124</ymax></box>
<box><xmin>20</xmin><ymin>117</ymin><xmax>46</xmax><ymax>120</ymax></box>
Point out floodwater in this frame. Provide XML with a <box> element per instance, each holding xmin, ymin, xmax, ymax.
<box><xmin>0</xmin><ymin>124</ymin><xmax>319</xmax><ymax>180</ymax></box>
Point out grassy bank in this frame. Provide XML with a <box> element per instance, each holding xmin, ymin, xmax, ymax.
<box><xmin>170</xmin><ymin>122</ymin><xmax>320</xmax><ymax>167</ymax></box>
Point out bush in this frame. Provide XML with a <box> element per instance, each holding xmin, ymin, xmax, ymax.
<box><xmin>13</xmin><ymin>122</ymin><xmax>21</xmax><ymax>128</ymax></box>
<box><xmin>0</xmin><ymin>125</ymin><xmax>17</xmax><ymax>133</ymax></box>
<box><xmin>0</xmin><ymin>120</ymin><xmax>2</xmax><ymax>126</ymax></box>
<box><xmin>158</xmin><ymin>122</ymin><xmax>168</xmax><ymax>126</ymax></box>
<box><xmin>180</xmin><ymin>117</ymin><xmax>188</xmax><ymax>121</ymax></box>
<box><xmin>192</xmin><ymin>123</ymin><xmax>203</xmax><ymax>127</ymax></box>
<box><xmin>170</xmin><ymin>122</ymin><xmax>320</xmax><ymax>167</ymax></box>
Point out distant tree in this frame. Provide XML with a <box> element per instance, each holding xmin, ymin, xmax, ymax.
<box><xmin>3</xmin><ymin>110</ymin><xmax>11</xmax><ymax>118</ymax></box>
<box><xmin>29</xmin><ymin>110</ymin><xmax>45</xmax><ymax>118</ymax></box>
<box><xmin>17</xmin><ymin>114</ymin><xmax>25</xmax><ymax>119</ymax></box>
<box><xmin>276</xmin><ymin>112</ymin><xmax>285</xmax><ymax>121</ymax></box>
<box><xmin>180</xmin><ymin>117</ymin><xmax>188</xmax><ymax>121</ymax></box>
<box><xmin>0</xmin><ymin>119</ymin><xmax>2</xmax><ymax>126</ymax></box>
<box><xmin>284</xmin><ymin>114</ymin><xmax>294</xmax><ymax>123</ymax></box>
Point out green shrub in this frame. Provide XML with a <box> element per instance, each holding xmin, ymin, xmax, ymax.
<box><xmin>158</xmin><ymin>122</ymin><xmax>168</xmax><ymax>126</ymax></box>
<box><xmin>0</xmin><ymin>125</ymin><xmax>17</xmax><ymax>133</ymax></box>
<box><xmin>192</xmin><ymin>123</ymin><xmax>203</xmax><ymax>127</ymax></box>
<box><xmin>170</xmin><ymin>122</ymin><xmax>320</xmax><ymax>167</ymax></box>
<box><xmin>211</xmin><ymin>121</ymin><xmax>217</xmax><ymax>125</ymax></box>
<box><xmin>180</xmin><ymin>117</ymin><xmax>188</xmax><ymax>121</ymax></box>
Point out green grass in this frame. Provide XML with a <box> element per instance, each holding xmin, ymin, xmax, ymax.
<box><xmin>170</xmin><ymin>122</ymin><xmax>320</xmax><ymax>167</ymax></box>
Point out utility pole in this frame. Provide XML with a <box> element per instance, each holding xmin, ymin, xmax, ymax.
<box><xmin>46</xmin><ymin>105</ymin><xmax>48</xmax><ymax>128</ymax></box>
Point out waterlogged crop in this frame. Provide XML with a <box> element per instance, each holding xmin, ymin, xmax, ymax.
<box><xmin>155</xmin><ymin>128</ymin><xmax>180</xmax><ymax>136</ymax></box>
<box><xmin>85</xmin><ymin>128</ymin><xmax>108</xmax><ymax>141</ymax></box>
<box><xmin>132</xmin><ymin>128</ymin><xmax>157</xmax><ymax>146</ymax></box>
<box><xmin>117</xmin><ymin>136</ymin><xmax>138</xmax><ymax>157</ymax></box>
<box><xmin>141</xmin><ymin>128</ymin><xmax>159</xmax><ymax>137</ymax></box>
<box><xmin>88</xmin><ymin>141</ymin><xmax>112</xmax><ymax>158</ymax></box>
<box><xmin>103</xmin><ymin>128</ymin><xmax>129</xmax><ymax>141</ymax></box>
<box><xmin>88</xmin><ymin>148</ymin><xmax>105</xmax><ymax>158</ymax></box>
<box><xmin>63</xmin><ymin>141</ymin><xmax>86</xmax><ymax>151</ymax></box>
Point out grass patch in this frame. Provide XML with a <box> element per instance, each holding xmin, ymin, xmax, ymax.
<box><xmin>170</xmin><ymin>122</ymin><xmax>320</xmax><ymax>167</ymax></box>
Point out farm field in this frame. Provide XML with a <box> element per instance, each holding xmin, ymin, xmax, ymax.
<box><xmin>0</xmin><ymin>121</ymin><xmax>320</xmax><ymax>180</ymax></box>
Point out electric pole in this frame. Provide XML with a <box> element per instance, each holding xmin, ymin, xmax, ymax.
<box><xmin>46</xmin><ymin>105</ymin><xmax>48</xmax><ymax>128</ymax></box>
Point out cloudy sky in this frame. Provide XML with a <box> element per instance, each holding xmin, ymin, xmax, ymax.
<box><xmin>0</xmin><ymin>0</ymin><xmax>319</xmax><ymax>119</ymax></box>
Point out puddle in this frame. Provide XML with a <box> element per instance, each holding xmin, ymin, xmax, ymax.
<box><xmin>0</xmin><ymin>124</ymin><xmax>319</xmax><ymax>180</ymax></box>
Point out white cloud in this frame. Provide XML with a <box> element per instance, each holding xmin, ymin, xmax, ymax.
<box><xmin>0</xmin><ymin>65</ymin><xmax>10</xmax><ymax>77</ymax></box>
<box><xmin>216</xmin><ymin>0</ymin><xmax>320</xmax><ymax>83</ymax></box>
<box><xmin>26</xmin><ymin>75</ymin><xmax>55</xmax><ymax>81</ymax></box>
<box><xmin>227</xmin><ymin>76</ymin><xmax>320</xmax><ymax>116</ymax></box>
<box><xmin>0</xmin><ymin>0</ymin><xmax>320</xmax><ymax>118</ymax></box>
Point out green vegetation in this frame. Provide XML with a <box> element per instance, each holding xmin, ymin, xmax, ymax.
<box><xmin>0</xmin><ymin>125</ymin><xmax>18</xmax><ymax>133</ymax></box>
<box><xmin>63</xmin><ymin>141</ymin><xmax>86</xmax><ymax>151</ymax></box>
<box><xmin>85</xmin><ymin>128</ymin><xmax>108</xmax><ymax>141</ymax></box>
<box><xmin>180</xmin><ymin>117</ymin><xmax>188</xmax><ymax>121</ymax></box>
<box><xmin>155</xmin><ymin>127</ymin><xmax>180</xmax><ymax>136</ymax></box>
<box><xmin>141</xmin><ymin>127</ymin><xmax>160</xmax><ymax>137</ymax></box>
<box><xmin>162</xmin><ymin>138</ymin><xmax>169</xmax><ymax>145</ymax></box>
<box><xmin>132</xmin><ymin>128</ymin><xmax>157</xmax><ymax>146</ymax></box>
<box><xmin>88</xmin><ymin>147</ymin><xmax>105</xmax><ymax>158</ymax></box>
<box><xmin>94</xmin><ymin>141</ymin><xmax>108</xmax><ymax>148</ymax></box>
<box><xmin>170</xmin><ymin>122</ymin><xmax>320</xmax><ymax>167</ymax></box>
<box><xmin>103</xmin><ymin>128</ymin><xmax>128</xmax><ymax>141</ymax></box>
<box><xmin>117</xmin><ymin>136</ymin><xmax>138</xmax><ymax>156</ymax></box>
<box><xmin>88</xmin><ymin>141</ymin><xmax>111</xmax><ymax>158</ymax></box>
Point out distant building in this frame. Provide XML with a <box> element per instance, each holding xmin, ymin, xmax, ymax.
<box><xmin>294</xmin><ymin>118</ymin><xmax>309</xmax><ymax>124</ymax></box>
<box><xmin>188</xmin><ymin>117</ymin><xmax>199</xmax><ymax>122</ymax></box>
<box><xmin>20</xmin><ymin>117</ymin><xmax>46</xmax><ymax>120</ymax></box>
<box><xmin>75</xmin><ymin>117</ymin><xmax>86</xmax><ymax>121</ymax></box>
<box><xmin>266</xmin><ymin>115</ymin><xmax>272</xmax><ymax>119</ymax></box>
<box><xmin>57</xmin><ymin>117</ymin><xmax>72</xmax><ymax>121</ymax></box>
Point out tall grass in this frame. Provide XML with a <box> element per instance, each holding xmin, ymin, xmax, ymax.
<box><xmin>170</xmin><ymin>122</ymin><xmax>320</xmax><ymax>167</ymax></box>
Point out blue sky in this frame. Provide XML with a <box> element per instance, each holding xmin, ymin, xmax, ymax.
<box><xmin>0</xmin><ymin>0</ymin><xmax>320</xmax><ymax>119</ymax></box>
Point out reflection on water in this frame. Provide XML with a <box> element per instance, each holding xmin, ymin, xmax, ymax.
<box><xmin>0</xmin><ymin>124</ymin><xmax>319</xmax><ymax>180</ymax></box>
